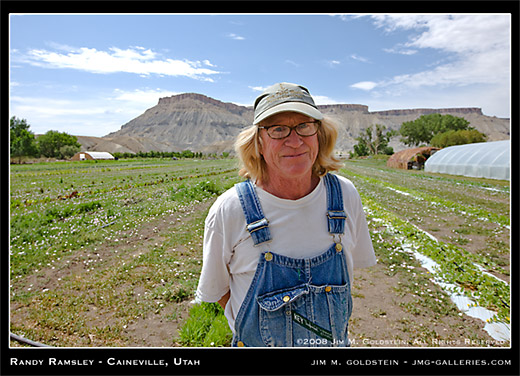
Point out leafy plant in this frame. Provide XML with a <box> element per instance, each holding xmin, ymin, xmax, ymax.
<box><xmin>177</xmin><ymin>302</ymin><xmax>232</xmax><ymax>347</ymax></box>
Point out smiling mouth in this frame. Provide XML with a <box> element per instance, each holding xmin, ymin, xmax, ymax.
<box><xmin>283</xmin><ymin>151</ymin><xmax>307</xmax><ymax>158</ymax></box>
<box><xmin>283</xmin><ymin>152</ymin><xmax>307</xmax><ymax>158</ymax></box>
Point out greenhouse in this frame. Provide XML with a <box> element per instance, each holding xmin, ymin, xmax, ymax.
<box><xmin>424</xmin><ymin>140</ymin><xmax>510</xmax><ymax>180</ymax></box>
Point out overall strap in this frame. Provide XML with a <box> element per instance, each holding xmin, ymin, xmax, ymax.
<box><xmin>235</xmin><ymin>180</ymin><xmax>272</xmax><ymax>246</ymax></box>
<box><xmin>323</xmin><ymin>173</ymin><xmax>346</xmax><ymax>234</ymax></box>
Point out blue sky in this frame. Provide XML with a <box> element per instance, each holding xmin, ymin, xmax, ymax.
<box><xmin>9</xmin><ymin>13</ymin><xmax>511</xmax><ymax>137</ymax></box>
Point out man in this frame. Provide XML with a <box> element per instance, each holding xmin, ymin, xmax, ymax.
<box><xmin>196</xmin><ymin>82</ymin><xmax>376</xmax><ymax>347</ymax></box>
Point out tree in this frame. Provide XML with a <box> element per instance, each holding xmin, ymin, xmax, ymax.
<box><xmin>37</xmin><ymin>130</ymin><xmax>81</xmax><ymax>159</ymax></box>
<box><xmin>352</xmin><ymin>142</ymin><xmax>370</xmax><ymax>157</ymax></box>
<box><xmin>10</xmin><ymin>117</ymin><xmax>39</xmax><ymax>163</ymax></box>
<box><xmin>399</xmin><ymin>114</ymin><xmax>471</xmax><ymax>147</ymax></box>
<box><xmin>351</xmin><ymin>124</ymin><xmax>395</xmax><ymax>158</ymax></box>
<box><xmin>58</xmin><ymin>145</ymin><xmax>80</xmax><ymax>159</ymax></box>
<box><xmin>180</xmin><ymin>150</ymin><xmax>195</xmax><ymax>158</ymax></box>
<box><xmin>431</xmin><ymin>129</ymin><xmax>487</xmax><ymax>148</ymax></box>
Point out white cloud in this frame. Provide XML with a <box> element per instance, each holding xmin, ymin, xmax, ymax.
<box><xmin>350</xmin><ymin>54</ymin><xmax>370</xmax><ymax>63</ymax></box>
<box><xmin>312</xmin><ymin>95</ymin><xmax>342</xmax><ymax>105</ymax></box>
<box><xmin>350</xmin><ymin>81</ymin><xmax>378</xmax><ymax>91</ymax></box>
<box><xmin>19</xmin><ymin>46</ymin><xmax>221</xmax><ymax>81</ymax></box>
<box><xmin>353</xmin><ymin>14</ymin><xmax>511</xmax><ymax>117</ymax></box>
<box><xmin>10</xmin><ymin>95</ymin><xmax>121</xmax><ymax>136</ymax></box>
<box><xmin>383</xmin><ymin>47</ymin><xmax>417</xmax><ymax>55</ymax></box>
<box><xmin>285</xmin><ymin>60</ymin><xmax>301</xmax><ymax>68</ymax></box>
<box><xmin>203</xmin><ymin>59</ymin><xmax>216</xmax><ymax>67</ymax></box>
<box><xmin>370</xmin><ymin>14</ymin><xmax>433</xmax><ymax>33</ymax></box>
<box><xmin>325</xmin><ymin>60</ymin><xmax>341</xmax><ymax>68</ymax></box>
<box><xmin>227</xmin><ymin>33</ymin><xmax>245</xmax><ymax>40</ymax></box>
<box><xmin>370</xmin><ymin>14</ymin><xmax>510</xmax><ymax>88</ymax></box>
<box><xmin>9</xmin><ymin>88</ymin><xmax>184</xmax><ymax>137</ymax></box>
<box><xmin>110</xmin><ymin>46</ymin><xmax>157</xmax><ymax>61</ymax></box>
<box><xmin>249</xmin><ymin>86</ymin><xmax>267</xmax><ymax>92</ymax></box>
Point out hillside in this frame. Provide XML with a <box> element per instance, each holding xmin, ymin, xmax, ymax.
<box><xmin>77</xmin><ymin>93</ymin><xmax>510</xmax><ymax>154</ymax></box>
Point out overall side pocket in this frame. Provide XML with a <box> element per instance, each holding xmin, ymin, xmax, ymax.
<box><xmin>256</xmin><ymin>285</ymin><xmax>309</xmax><ymax>346</ymax></box>
<box><xmin>308</xmin><ymin>283</ymin><xmax>352</xmax><ymax>347</ymax></box>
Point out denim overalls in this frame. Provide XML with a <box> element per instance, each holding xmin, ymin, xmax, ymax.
<box><xmin>232</xmin><ymin>173</ymin><xmax>352</xmax><ymax>347</ymax></box>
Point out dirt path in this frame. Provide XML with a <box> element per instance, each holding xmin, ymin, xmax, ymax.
<box><xmin>350</xmin><ymin>263</ymin><xmax>499</xmax><ymax>347</ymax></box>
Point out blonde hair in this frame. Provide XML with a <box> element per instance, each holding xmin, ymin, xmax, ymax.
<box><xmin>235</xmin><ymin>117</ymin><xmax>344</xmax><ymax>182</ymax></box>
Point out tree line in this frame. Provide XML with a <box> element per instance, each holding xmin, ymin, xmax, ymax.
<box><xmin>10</xmin><ymin>117</ymin><xmax>82</xmax><ymax>163</ymax></box>
<box><xmin>9</xmin><ymin>116</ymin><xmax>230</xmax><ymax>163</ymax></box>
<box><xmin>112</xmin><ymin>150</ymin><xmax>230</xmax><ymax>159</ymax></box>
<box><xmin>350</xmin><ymin>113</ymin><xmax>487</xmax><ymax>158</ymax></box>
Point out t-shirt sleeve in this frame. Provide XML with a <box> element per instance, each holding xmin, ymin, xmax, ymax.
<box><xmin>195</xmin><ymin>202</ymin><xmax>232</xmax><ymax>303</ymax></box>
<box><xmin>341</xmin><ymin>176</ymin><xmax>377</xmax><ymax>268</ymax></box>
<box><xmin>352</xmin><ymin>190</ymin><xmax>377</xmax><ymax>268</ymax></box>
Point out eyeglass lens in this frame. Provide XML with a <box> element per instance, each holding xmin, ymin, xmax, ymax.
<box><xmin>266</xmin><ymin>122</ymin><xmax>319</xmax><ymax>139</ymax></box>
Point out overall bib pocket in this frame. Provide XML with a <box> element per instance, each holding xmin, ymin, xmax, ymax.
<box><xmin>256</xmin><ymin>282</ymin><xmax>351</xmax><ymax>347</ymax></box>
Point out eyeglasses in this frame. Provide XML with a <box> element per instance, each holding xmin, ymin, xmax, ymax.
<box><xmin>258</xmin><ymin>121</ymin><xmax>320</xmax><ymax>139</ymax></box>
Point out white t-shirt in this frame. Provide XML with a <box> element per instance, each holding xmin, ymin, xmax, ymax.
<box><xmin>195</xmin><ymin>174</ymin><xmax>376</xmax><ymax>333</ymax></box>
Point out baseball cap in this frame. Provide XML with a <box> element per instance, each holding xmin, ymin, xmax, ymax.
<box><xmin>253</xmin><ymin>82</ymin><xmax>324</xmax><ymax>125</ymax></box>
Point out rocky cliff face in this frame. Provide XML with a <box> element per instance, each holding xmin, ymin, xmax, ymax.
<box><xmin>317</xmin><ymin>104</ymin><xmax>369</xmax><ymax>113</ymax></box>
<box><xmin>158</xmin><ymin>93</ymin><xmax>252</xmax><ymax>117</ymax></box>
<box><xmin>106</xmin><ymin>93</ymin><xmax>252</xmax><ymax>151</ymax></box>
<box><xmin>371</xmin><ymin>107</ymin><xmax>483</xmax><ymax>116</ymax></box>
<box><xmin>95</xmin><ymin>93</ymin><xmax>509</xmax><ymax>155</ymax></box>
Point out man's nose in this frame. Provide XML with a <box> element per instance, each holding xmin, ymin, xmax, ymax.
<box><xmin>284</xmin><ymin>128</ymin><xmax>304</xmax><ymax>147</ymax></box>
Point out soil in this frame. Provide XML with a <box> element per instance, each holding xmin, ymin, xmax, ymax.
<box><xmin>349</xmin><ymin>264</ymin><xmax>498</xmax><ymax>347</ymax></box>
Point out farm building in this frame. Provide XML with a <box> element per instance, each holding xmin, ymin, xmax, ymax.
<box><xmin>387</xmin><ymin>146</ymin><xmax>440</xmax><ymax>170</ymax></box>
<box><xmin>71</xmin><ymin>151</ymin><xmax>115</xmax><ymax>161</ymax></box>
<box><xmin>424</xmin><ymin>140</ymin><xmax>510</xmax><ymax>181</ymax></box>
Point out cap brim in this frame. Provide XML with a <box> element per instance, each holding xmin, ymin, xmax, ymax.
<box><xmin>253</xmin><ymin>102</ymin><xmax>324</xmax><ymax>125</ymax></box>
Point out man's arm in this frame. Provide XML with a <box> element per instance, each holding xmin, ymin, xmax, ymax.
<box><xmin>218</xmin><ymin>291</ymin><xmax>230</xmax><ymax>310</ymax></box>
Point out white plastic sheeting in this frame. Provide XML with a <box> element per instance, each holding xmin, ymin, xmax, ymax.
<box><xmin>411</xmin><ymin>246</ymin><xmax>510</xmax><ymax>342</ymax></box>
<box><xmin>424</xmin><ymin>140</ymin><xmax>510</xmax><ymax>180</ymax></box>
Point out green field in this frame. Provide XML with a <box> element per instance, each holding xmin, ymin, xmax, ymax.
<box><xmin>9</xmin><ymin>157</ymin><xmax>510</xmax><ymax>347</ymax></box>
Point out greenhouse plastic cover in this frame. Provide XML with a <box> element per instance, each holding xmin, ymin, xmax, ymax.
<box><xmin>424</xmin><ymin>140</ymin><xmax>510</xmax><ymax>180</ymax></box>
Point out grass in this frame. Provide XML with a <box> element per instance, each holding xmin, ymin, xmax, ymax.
<box><xmin>177</xmin><ymin>302</ymin><xmax>232</xmax><ymax>347</ymax></box>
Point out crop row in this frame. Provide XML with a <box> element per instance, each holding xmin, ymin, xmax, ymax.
<box><xmin>10</xmin><ymin>160</ymin><xmax>240</xmax><ymax>280</ymax></box>
<box><xmin>360</xmin><ymin>193</ymin><xmax>510</xmax><ymax>325</ymax></box>
<box><xmin>345</xmin><ymin>169</ymin><xmax>509</xmax><ymax>228</ymax></box>
<box><xmin>340</xmin><ymin>162</ymin><xmax>510</xmax><ymax>280</ymax></box>
<box><xmin>11</xmin><ymin>167</ymin><xmax>237</xmax><ymax>209</ymax></box>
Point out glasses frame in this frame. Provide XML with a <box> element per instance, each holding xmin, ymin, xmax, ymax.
<box><xmin>258</xmin><ymin>121</ymin><xmax>321</xmax><ymax>140</ymax></box>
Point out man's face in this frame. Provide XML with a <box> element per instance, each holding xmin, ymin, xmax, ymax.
<box><xmin>259</xmin><ymin>111</ymin><xmax>319</xmax><ymax>182</ymax></box>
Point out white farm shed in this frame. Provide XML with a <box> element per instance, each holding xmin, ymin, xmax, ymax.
<box><xmin>71</xmin><ymin>151</ymin><xmax>115</xmax><ymax>161</ymax></box>
<box><xmin>424</xmin><ymin>140</ymin><xmax>510</xmax><ymax>180</ymax></box>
